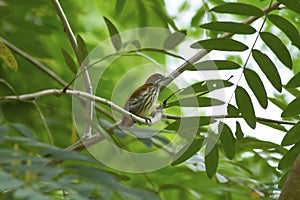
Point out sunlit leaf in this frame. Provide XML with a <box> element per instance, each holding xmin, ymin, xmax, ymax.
<box><xmin>191</xmin><ymin>38</ymin><xmax>248</xmax><ymax>51</ymax></box>
<box><xmin>244</xmin><ymin>68</ymin><xmax>268</xmax><ymax>108</ymax></box>
<box><xmin>281</xmin><ymin>96</ymin><xmax>300</xmax><ymax>117</ymax></box>
<box><xmin>281</xmin><ymin>122</ymin><xmax>300</xmax><ymax>146</ymax></box>
<box><xmin>163</xmin><ymin>30</ymin><xmax>186</xmax><ymax>49</ymax></box>
<box><xmin>205</xmin><ymin>144</ymin><xmax>218</xmax><ymax>178</ymax></box>
<box><xmin>0</xmin><ymin>40</ymin><xmax>18</xmax><ymax>71</ymax></box>
<box><xmin>252</xmin><ymin>49</ymin><xmax>282</xmax><ymax>92</ymax></box>
<box><xmin>235</xmin><ymin>121</ymin><xmax>244</xmax><ymax>140</ymax></box>
<box><xmin>268</xmin><ymin>14</ymin><xmax>300</xmax><ymax>49</ymax></box>
<box><xmin>235</xmin><ymin>86</ymin><xmax>256</xmax><ymax>128</ymax></box>
<box><xmin>278</xmin><ymin>142</ymin><xmax>300</xmax><ymax>170</ymax></box>
<box><xmin>260</xmin><ymin>32</ymin><xmax>292</xmax><ymax>69</ymax></box>
<box><xmin>103</xmin><ymin>17</ymin><xmax>122</xmax><ymax>51</ymax></box>
<box><xmin>191</xmin><ymin>6</ymin><xmax>205</xmax><ymax>27</ymax></box>
<box><xmin>200</xmin><ymin>22</ymin><xmax>256</xmax><ymax>34</ymax></box>
<box><xmin>286</xmin><ymin>72</ymin><xmax>300</xmax><ymax>88</ymax></box>
<box><xmin>61</xmin><ymin>48</ymin><xmax>77</xmax><ymax>74</ymax></box>
<box><xmin>219</xmin><ymin>122</ymin><xmax>235</xmax><ymax>159</ymax></box>
<box><xmin>172</xmin><ymin>138</ymin><xmax>204</xmax><ymax>166</ymax></box>
<box><xmin>210</xmin><ymin>3</ymin><xmax>264</xmax><ymax>16</ymax></box>
<box><xmin>186</xmin><ymin>60</ymin><xmax>241</xmax><ymax>71</ymax></box>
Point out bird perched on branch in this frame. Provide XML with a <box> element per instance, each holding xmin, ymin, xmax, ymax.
<box><xmin>121</xmin><ymin>73</ymin><xmax>167</xmax><ymax>127</ymax></box>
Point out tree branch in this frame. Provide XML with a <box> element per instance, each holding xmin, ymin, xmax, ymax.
<box><xmin>51</xmin><ymin>0</ymin><xmax>94</xmax><ymax>137</ymax></box>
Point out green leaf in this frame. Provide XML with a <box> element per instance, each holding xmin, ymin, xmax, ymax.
<box><xmin>205</xmin><ymin>144</ymin><xmax>219</xmax><ymax>178</ymax></box>
<box><xmin>163</xmin><ymin>30</ymin><xmax>186</xmax><ymax>50</ymax></box>
<box><xmin>260</xmin><ymin>32</ymin><xmax>292</xmax><ymax>69</ymax></box>
<box><xmin>235</xmin><ymin>86</ymin><xmax>256</xmax><ymax>128</ymax></box>
<box><xmin>191</xmin><ymin>38</ymin><xmax>248</xmax><ymax>51</ymax></box>
<box><xmin>186</xmin><ymin>60</ymin><xmax>241</xmax><ymax>71</ymax></box>
<box><xmin>269</xmin><ymin>97</ymin><xmax>286</xmax><ymax>110</ymax></box>
<box><xmin>191</xmin><ymin>6</ymin><xmax>205</xmax><ymax>27</ymax></box>
<box><xmin>11</xmin><ymin>123</ymin><xmax>35</xmax><ymax>139</ymax></box>
<box><xmin>115</xmin><ymin>0</ymin><xmax>126</xmax><ymax>16</ymax></box>
<box><xmin>103</xmin><ymin>17</ymin><xmax>122</xmax><ymax>51</ymax></box>
<box><xmin>180</xmin><ymin>79</ymin><xmax>233</xmax><ymax>95</ymax></box>
<box><xmin>235</xmin><ymin>121</ymin><xmax>244</xmax><ymax>140</ymax></box>
<box><xmin>210</xmin><ymin>3</ymin><xmax>264</xmax><ymax>16</ymax></box>
<box><xmin>278</xmin><ymin>0</ymin><xmax>300</xmax><ymax>15</ymax></box>
<box><xmin>244</xmin><ymin>68</ymin><xmax>268</xmax><ymax>108</ymax></box>
<box><xmin>281</xmin><ymin>122</ymin><xmax>300</xmax><ymax>146</ymax></box>
<box><xmin>286</xmin><ymin>72</ymin><xmax>300</xmax><ymax>88</ymax></box>
<box><xmin>258</xmin><ymin>121</ymin><xmax>287</xmax><ymax>132</ymax></box>
<box><xmin>200</xmin><ymin>22</ymin><xmax>256</xmax><ymax>34</ymax></box>
<box><xmin>0</xmin><ymin>40</ymin><xmax>18</xmax><ymax>71</ymax></box>
<box><xmin>165</xmin><ymin>117</ymin><xmax>214</xmax><ymax>131</ymax></box>
<box><xmin>268</xmin><ymin>14</ymin><xmax>300</xmax><ymax>49</ymax></box>
<box><xmin>61</xmin><ymin>48</ymin><xmax>77</xmax><ymax>74</ymax></box>
<box><xmin>171</xmin><ymin>138</ymin><xmax>204</xmax><ymax>166</ymax></box>
<box><xmin>227</xmin><ymin>104</ymin><xmax>239</xmax><ymax>117</ymax></box>
<box><xmin>76</xmin><ymin>34</ymin><xmax>88</xmax><ymax>64</ymax></box>
<box><xmin>278</xmin><ymin>142</ymin><xmax>300</xmax><ymax>170</ymax></box>
<box><xmin>282</xmin><ymin>96</ymin><xmax>300</xmax><ymax>117</ymax></box>
<box><xmin>168</xmin><ymin>96</ymin><xmax>225</xmax><ymax>107</ymax></box>
<box><xmin>219</xmin><ymin>122</ymin><xmax>235</xmax><ymax>159</ymax></box>
<box><xmin>252</xmin><ymin>49</ymin><xmax>282</xmax><ymax>92</ymax></box>
<box><xmin>0</xmin><ymin>124</ymin><xmax>9</xmax><ymax>143</ymax></box>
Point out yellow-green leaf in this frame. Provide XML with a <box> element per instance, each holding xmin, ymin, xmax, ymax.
<box><xmin>0</xmin><ymin>40</ymin><xmax>18</xmax><ymax>71</ymax></box>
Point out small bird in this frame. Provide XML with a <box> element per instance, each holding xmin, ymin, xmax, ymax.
<box><xmin>120</xmin><ymin>73</ymin><xmax>166</xmax><ymax>127</ymax></box>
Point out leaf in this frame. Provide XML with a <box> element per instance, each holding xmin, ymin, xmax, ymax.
<box><xmin>76</xmin><ymin>34</ymin><xmax>88</xmax><ymax>64</ymax></box>
<box><xmin>200</xmin><ymin>22</ymin><xmax>256</xmax><ymax>34</ymax></box>
<box><xmin>227</xmin><ymin>104</ymin><xmax>239</xmax><ymax>117</ymax></box>
<box><xmin>186</xmin><ymin>60</ymin><xmax>241</xmax><ymax>71</ymax></box>
<box><xmin>103</xmin><ymin>17</ymin><xmax>122</xmax><ymax>51</ymax></box>
<box><xmin>205</xmin><ymin>144</ymin><xmax>219</xmax><ymax>178</ymax></box>
<box><xmin>180</xmin><ymin>79</ymin><xmax>233</xmax><ymax>95</ymax></box>
<box><xmin>281</xmin><ymin>96</ymin><xmax>300</xmax><ymax>117</ymax></box>
<box><xmin>11</xmin><ymin>123</ymin><xmax>35</xmax><ymax>139</ymax></box>
<box><xmin>244</xmin><ymin>68</ymin><xmax>268</xmax><ymax>108</ymax></box>
<box><xmin>278</xmin><ymin>142</ymin><xmax>300</xmax><ymax>170</ymax></box>
<box><xmin>0</xmin><ymin>40</ymin><xmax>18</xmax><ymax>71</ymax></box>
<box><xmin>278</xmin><ymin>0</ymin><xmax>300</xmax><ymax>15</ymax></box>
<box><xmin>286</xmin><ymin>72</ymin><xmax>300</xmax><ymax>88</ymax></box>
<box><xmin>61</xmin><ymin>48</ymin><xmax>77</xmax><ymax>74</ymax></box>
<box><xmin>163</xmin><ymin>30</ymin><xmax>186</xmax><ymax>49</ymax></box>
<box><xmin>235</xmin><ymin>121</ymin><xmax>244</xmax><ymax>140</ymax></box>
<box><xmin>252</xmin><ymin>49</ymin><xmax>282</xmax><ymax>92</ymax></box>
<box><xmin>191</xmin><ymin>38</ymin><xmax>248</xmax><ymax>51</ymax></box>
<box><xmin>268</xmin><ymin>14</ymin><xmax>300</xmax><ymax>49</ymax></box>
<box><xmin>168</xmin><ymin>96</ymin><xmax>225</xmax><ymax>107</ymax></box>
<box><xmin>281</xmin><ymin>121</ymin><xmax>300</xmax><ymax>146</ymax></box>
<box><xmin>210</xmin><ymin>3</ymin><xmax>264</xmax><ymax>16</ymax></box>
<box><xmin>165</xmin><ymin>117</ymin><xmax>214</xmax><ymax>131</ymax></box>
<box><xmin>219</xmin><ymin>122</ymin><xmax>235</xmax><ymax>159</ymax></box>
<box><xmin>235</xmin><ymin>86</ymin><xmax>256</xmax><ymax>128</ymax></box>
<box><xmin>0</xmin><ymin>124</ymin><xmax>9</xmax><ymax>143</ymax></box>
<box><xmin>191</xmin><ymin>6</ymin><xmax>205</xmax><ymax>27</ymax></box>
<box><xmin>171</xmin><ymin>138</ymin><xmax>204</xmax><ymax>166</ymax></box>
<box><xmin>115</xmin><ymin>0</ymin><xmax>126</xmax><ymax>16</ymax></box>
<box><xmin>269</xmin><ymin>97</ymin><xmax>286</xmax><ymax>110</ymax></box>
<box><xmin>258</xmin><ymin>121</ymin><xmax>287</xmax><ymax>132</ymax></box>
<box><xmin>260</xmin><ymin>32</ymin><xmax>292</xmax><ymax>69</ymax></box>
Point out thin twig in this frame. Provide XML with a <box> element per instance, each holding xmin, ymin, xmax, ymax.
<box><xmin>51</xmin><ymin>0</ymin><xmax>93</xmax><ymax>137</ymax></box>
<box><xmin>33</xmin><ymin>100</ymin><xmax>54</xmax><ymax>145</ymax></box>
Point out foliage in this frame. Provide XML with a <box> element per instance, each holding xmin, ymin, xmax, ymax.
<box><xmin>0</xmin><ymin>0</ymin><xmax>300</xmax><ymax>199</ymax></box>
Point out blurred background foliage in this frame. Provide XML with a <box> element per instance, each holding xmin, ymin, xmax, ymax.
<box><xmin>0</xmin><ymin>0</ymin><xmax>300</xmax><ymax>199</ymax></box>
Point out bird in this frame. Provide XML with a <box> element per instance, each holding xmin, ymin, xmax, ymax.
<box><xmin>120</xmin><ymin>73</ymin><xmax>167</xmax><ymax>127</ymax></box>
